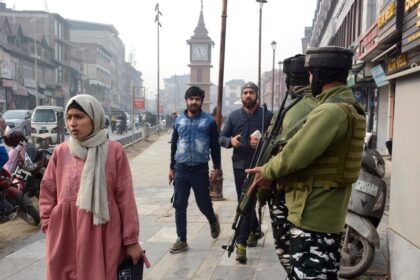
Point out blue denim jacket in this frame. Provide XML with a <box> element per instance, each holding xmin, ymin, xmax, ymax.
<box><xmin>170</xmin><ymin>111</ymin><xmax>221</xmax><ymax>169</ymax></box>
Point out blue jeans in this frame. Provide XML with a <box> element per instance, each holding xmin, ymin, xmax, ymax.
<box><xmin>173</xmin><ymin>163</ymin><xmax>217</xmax><ymax>242</ymax></box>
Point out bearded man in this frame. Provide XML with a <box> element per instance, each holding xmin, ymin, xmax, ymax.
<box><xmin>219</xmin><ymin>82</ymin><xmax>273</xmax><ymax>263</ymax></box>
<box><xmin>168</xmin><ymin>86</ymin><xmax>221</xmax><ymax>253</ymax></box>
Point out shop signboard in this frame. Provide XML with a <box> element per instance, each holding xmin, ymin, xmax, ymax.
<box><xmin>14</xmin><ymin>83</ymin><xmax>28</xmax><ymax>96</ymax></box>
<box><xmin>359</xmin><ymin>23</ymin><xmax>379</xmax><ymax>60</ymax></box>
<box><xmin>385</xmin><ymin>53</ymin><xmax>409</xmax><ymax>74</ymax></box>
<box><xmin>134</xmin><ymin>98</ymin><xmax>145</xmax><ymax>110</ymax></box>
<box><xmin>377</xmin><ymin>0</ymin><xmax>405</xmax><ymax>44</ymax></box>
<box><xmin>2</xmin><ymin>79</ymin><xmax>15</xmax><ymax>88</ymax></box>
<box><xmin>371</xmin><ymin>64</ymin><xmax>390</xmax><ymax>87</ymax></box>
<box><xmin>347</xmin><ymin>72</ymin><xmax>356</xmax><ymax>87</ymax></box>
<box><xmin>401</xmin><ymin>0</ymin><xmax>420</xmax><ymax>52</ymax></box>
<box><xmin>0</xmin><ymin>52</ymin><xmax>14</xmax><ymax>79</ymax></box>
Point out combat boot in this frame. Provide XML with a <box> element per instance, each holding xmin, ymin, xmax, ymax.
<box><xmin>246</xmin><ymin>231</ymin><xmax>265</xmax><ymax>247</ymax></box>
<box><xmin>235</xmin><ymin>243</ymin><xmax>247</xmax><ymax>264</ymax></box>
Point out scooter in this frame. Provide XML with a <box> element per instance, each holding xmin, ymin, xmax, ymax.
<box><xmin>340</xmin><ymin>134</ymin><xmax>387</xmax><ymax>279</ymax></box>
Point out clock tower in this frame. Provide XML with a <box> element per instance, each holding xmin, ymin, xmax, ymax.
<box><xmin>187</xmin><ymin>3</ymin><xmax>214</xmax><ymax>113</ymax></box>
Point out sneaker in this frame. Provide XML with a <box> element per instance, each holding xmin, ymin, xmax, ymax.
<box><xmin>210</xmin><ymin>214</ymin><xmax>220</xmax><ymax>238</ymax></box>
<box><xmin>170</xmin><ymin>238</ymin><xmax>188</xmax><ymax>254</ymax></box>
<box><xmin>246</xmin><ymin>231</ymin><xmax>265</xmax><ymax>247</ymax></box>
<box><xmin>235</xmin><ymin>243</ymin><xmax>247</xmax><ymax>264</ymax></box>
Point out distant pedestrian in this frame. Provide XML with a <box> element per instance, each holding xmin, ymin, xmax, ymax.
<box><xmin>219</xmin><ymin>81</ymin><xmax>273</xmax><ymax>264</ymax></box>
<box><xmin>168</xmin><ymin>86</ymin><xmax>221</xmax><ymax>253</ymax></box>
<box><xmin>39</xmin><ymin>94</ymin><xmax>149</xmax><ymax>280</ymax></box>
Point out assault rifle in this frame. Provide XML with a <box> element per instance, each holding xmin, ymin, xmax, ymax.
<box><xmin>222</xmin><ymin>91</ymin><xmax>303</xmax><ymax>257</ymax></box>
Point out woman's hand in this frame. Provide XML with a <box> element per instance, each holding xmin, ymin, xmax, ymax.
<box><xmin>126</xmin><ymin>243</ymin><xmax>151</xmax><ymax>268</ymax></box>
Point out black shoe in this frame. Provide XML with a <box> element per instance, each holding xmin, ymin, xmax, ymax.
<box><xmin>170</xmin><ymin>238</ymin><xmax>189</xmax><ymax>254</ymax></box>
<box><xmin>210</xmin><ymin>214</ymin><xmax>220</xmax><ymax>238</ymax></box>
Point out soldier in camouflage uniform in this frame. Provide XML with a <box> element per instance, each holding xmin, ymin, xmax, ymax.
<box><xmin>247</xmin><ymin>46</ymin><xmax>366</xmax><ymax>279</ymax></box>
<box><xmin>257</xmin><ymin>54</ymin><xmax>317</xmax><ymax>274</ymax></box>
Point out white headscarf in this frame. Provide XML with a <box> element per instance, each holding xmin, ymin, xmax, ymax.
<box><xmin>65</xmin><ymin>94</ymin><xmax>109</xmax><ymax>225</ymax></box>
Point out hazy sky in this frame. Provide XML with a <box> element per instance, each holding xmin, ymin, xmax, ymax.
<box><xmin>7</xmin><ymin>0</ymin><xmax>317</xmax><ymax>93</ymax></box>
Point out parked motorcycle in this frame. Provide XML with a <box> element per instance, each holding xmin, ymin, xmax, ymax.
<box><xmin>0</xmin><ymin>167</ymin><xmax>40</xmax><ymax>226</ymax></box>
<box><xmin>340</xmin><ymin>135</ymin><xmax>387</xmax><ymax>278</ymax></box>
<box><xmin>0</xmin><ymin>128</ymin><xmax>41</xmax><ymax>226</ymax></box>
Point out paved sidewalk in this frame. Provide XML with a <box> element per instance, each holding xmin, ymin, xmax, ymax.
<box><xmin>0</xmin><ymin>133</ymin><xmax>388</xmax><ymax>279</ymax></box>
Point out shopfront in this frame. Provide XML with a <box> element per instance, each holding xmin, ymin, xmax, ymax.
<box><xmin>386</xmin><ymin>0</ymin><xmax>420</xmax><ymax>278</ymax></box>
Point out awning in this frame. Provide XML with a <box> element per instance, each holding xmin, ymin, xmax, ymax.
<box><xmin>371</xmin><ymin>43</ymin><xmax>399</xmax><ymax>63</ymax></box>
<box><xmin>43</xmin><ymin>90</ymin><xmax>54</xmax><ymax>97</ymax></box>
<box><xmin>28</xmin><ymin>89</ymin><xmax>47</xmax><ymax>99</ymax></box>
<box><xmin>386</xmin><ymin>65</ymin><xmax>420</xmax><ymax>80</ymax></box>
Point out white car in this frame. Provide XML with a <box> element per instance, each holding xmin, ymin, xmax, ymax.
<box><xmin>3</xmin><ymin>110</ymin><xmax>32</xmax><ymax>136</ymax></box>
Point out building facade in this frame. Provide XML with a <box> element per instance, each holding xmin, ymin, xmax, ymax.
<box><xmin>0</xmin><ymin>5</ymin><xmax>76</xmax><ymax>108</ymax></box>
<box><xmin>68</xmin><ymin>19</ymin><xmax>128</xmax><ymax>112</ymax></box>
<box><xmin>307</xmin><ymin>0</ymin><xmax>420</xmax><ymax>277</ymax></box>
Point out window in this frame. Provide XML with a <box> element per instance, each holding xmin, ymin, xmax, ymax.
<box><xmin>56</xmin><ymin>65</ymin><xmax>63</xmax><ymax>83</ymax></box>
<box><xmin>55</xmin><ymin>43</ymin><xmax>62</xmax><ymax>61</ymax></box>
<box><xmin>366</xmin><ymin>0</ymin><xmax>377</xmax><ymax>28</ymax></box>
<box><xmin>33</xmin><ymin>109</ymin><xmax>57</xmax><ymax>122</ymax></box>
<box><xmin>55</xmin><ymin>19</ymin><xmax>62</xmax><ymax>38</ymax></box>
<box><xmin>23</xmin><ymin>63</ymin><xmax>32</xmax><ymax>79</ymax></box>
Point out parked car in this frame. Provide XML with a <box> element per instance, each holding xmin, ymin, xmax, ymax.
<box><xmin>3</xmin><ymin>110</ymin><xmax>32</xmax><ymax>136</ymax></box>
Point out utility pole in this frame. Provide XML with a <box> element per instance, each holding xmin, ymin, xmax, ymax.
<box><xmin>210</xmin><ymin>0</ymin><xmax>229</xmax><ymax>201</ymax></box>
<box><xmin>271</xmin><ymin>40</ymin><xmax>276</xmax><ymax>111</ymax></box>
<box><xmin>31</xmin><ymin>18</ymin><xmax>39</xmax><ymax>107</ymax></box>
<box><xmin>155</xmin><ymin>3</ymin><xmax>162</xmax><ymax>126</ymax></box>
<box><xmin>256</xmin><ymin>0</ymin><xmax>267</xmax><ymax>104</ymax></box>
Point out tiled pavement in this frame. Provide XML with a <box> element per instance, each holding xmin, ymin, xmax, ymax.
<box><xmin>0</xmin><ymin>132</ymin><xmax>388</xmax><ymax>279</ymax></box>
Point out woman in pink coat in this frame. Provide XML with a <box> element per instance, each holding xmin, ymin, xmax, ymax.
<box><xmin>39</xmin><ymin>94</ymin><xmax>149</xmax><ymax>280</ymax></box>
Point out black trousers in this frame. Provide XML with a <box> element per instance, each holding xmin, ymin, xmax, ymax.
<box><xmin>233</xmin><ymin>168</ymin><xmax>259</xmax><ymax>245</ymax></box>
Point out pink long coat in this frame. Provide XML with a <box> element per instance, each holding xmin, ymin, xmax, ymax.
<box><xmin>39</xmin><ymin>140</ymin><xmax>139</xmax><ymax>280</ymax></box>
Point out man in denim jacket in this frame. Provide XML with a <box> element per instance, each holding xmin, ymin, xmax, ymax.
<box><xmin>168</xmin><ymin>86</ymin><xmax>221</xmax><ymax>253</ymax></box>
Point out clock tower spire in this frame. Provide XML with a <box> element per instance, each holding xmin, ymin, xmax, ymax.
<box><xmin>187</xmin><ymin>2</ymin><xmax>214</xmax><ymax>113</ymax></box>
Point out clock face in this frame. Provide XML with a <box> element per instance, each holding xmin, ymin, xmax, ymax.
<box><xmin>191</xmin><ymin>44</ymin><xmax>209</xmax><ymax>61</ymax></box>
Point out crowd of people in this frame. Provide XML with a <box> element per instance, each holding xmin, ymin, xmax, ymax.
<box><xmin>37</xmin><ymin>46</ymin><xmax>365</xmax><ymax>280</ymax></box>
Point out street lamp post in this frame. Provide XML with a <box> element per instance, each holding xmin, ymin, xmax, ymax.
<box><xmin>278</xmin><ymin>60</ymin><xmax>283</xmax><ymax>103</ymax></box>
<box><xmin>30</xmin><ymin>18</ymin><xmax>39</xmax><ymax>107</ymax></box>
<box><xmin>271</xmin><ymin>40</ymin><xmax>276</xmax><ymax>111</ymax></box>
<box><xmin>155</xmin><ymin>3</ymin><xmax>162</xmax><ymax>126</ymax></box>
<box><xmin>256</xmin><ymin>0</ymin><xmax>267</xmax><ymax>104</ymax></box>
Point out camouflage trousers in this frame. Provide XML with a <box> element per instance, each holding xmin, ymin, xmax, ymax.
<box><xmin>268</xmin><ymin>191</ymin><xmax>291</xmax><ymax>273</ymax></box>
<box><xmin>289</xmin><ymin>227</ymin><xmax>342</xmax><ymax>280</ymax></box>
